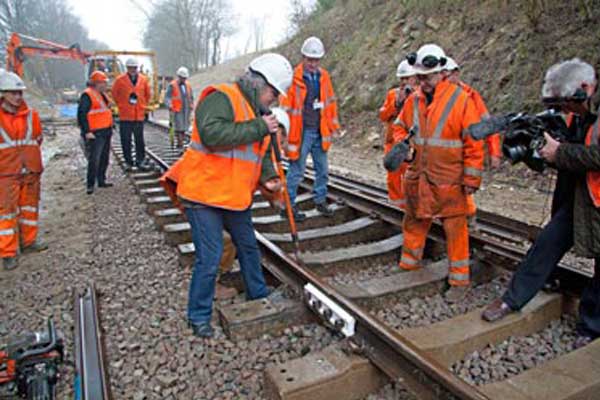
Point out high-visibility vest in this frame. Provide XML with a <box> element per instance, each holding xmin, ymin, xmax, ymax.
<box><xmin>280</xmin><ymin>63</ymin><xmax>340</xmax><ymax>160</ymax></box>
<box><xmin>176</xmin><ymin>83</ymin><xmax>270</xmax><ymax>210</ymax></box>
<box><xmin>584</xmin><ymin>108</ymin><xmax>600</xmax><ymax>207</ymax></box>
<box><xmin>393</xmin><ymin>79</ymin><xmax>484</xmax><ymax>218</ymax></box>
<box><xmin>112</xmin><ymin>73</ymin><xmax>150</xmax><ymax>121</ymax></box>
<box><xmin>0</xmin><ymin>100</ymin><xmax>42</xmax><ymax>176</ymax></box>
<box><xmin>84</xmin><ymin>87</ymin><xmax>113</xmax><ymax>131</ymax></box>
<box><xmin>459</xmin><ymin>81</ymin><xmax>502</xmax><ymax>158</ymax></box>
<box><xmin>169</xmin><ymin>79</ymin><xmax>193</xmax><ymax>113</ymax></box>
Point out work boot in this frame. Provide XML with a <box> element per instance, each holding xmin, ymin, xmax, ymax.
<box><xmin>574</xmin><ymin>334</ymin><xmax>593</xmax><ymax>349</ymax></box>
<box><xmin>481</xmin><ymin>298</ymin><xmax>514</xmax><ymax>322</ymax></box>
<box><xmin>2</xmin><ymin>257</ymin><xmax>18</xmax><ymax>270</ymax></box>
<box><xmin>293</xmin><ymin>206</ymin><xmax>307</xmax><ymax>222</ymax></box>
<box><xmin>316</xmin><ymin>202</ymin><xmax>334</xmax><ymax>217</ymax></box>
<box><xmin>445</xmin><ymin>285</ymin><xmax>470</xmax><ymax>303</ymax></box>
<box><xmin>98</xmin><ymin>182</ymin><xmax>114</xmax><ymax>188</ymax></box>
<box><xmin>124</xmin><ymin>163</ymin><xmax>134</xmax><ymax>172</ymax></box>
<box><xmin>189</xmin><ymin>322</ymin><xmax>214</xmax><ymax>338</ymax></box>
<box><xmin>22</xmin><ymin>241</ymin><xmax>49</xmax><ymax>254</ymax></box>
<box><xmin>86</xmin><ymin>187</ymin><xmax>94</xmax><ymax>195</ymax></box>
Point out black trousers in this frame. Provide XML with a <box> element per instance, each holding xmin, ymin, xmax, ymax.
<box><xmin>119</xmin><ymin>121</ymin><xmax>145</xmax><ymax>166</ymax></box>
<box><xmin>85</xmin><ymin>129</ymin><xmax>112</xmax><ymax>188</ymax></box>
<box><xmin>503</xmin><ymin>200</ymin><xmax>600</xmax><ymax>338</ymax></box>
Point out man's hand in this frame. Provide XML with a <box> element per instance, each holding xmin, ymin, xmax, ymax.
<box><xmin>539</xmin><ymin>132</ymin><xmax>560</xmax><ymax>163</ymax></box>
<box><xmin>262</xmin><ymin>114</ymin><xmax>279</xmax><ymax>134</ymax></box>
<box><xmin>264</xmin><ymin>178</ymin><xmax>282</xmax><ymax>193</ymax></box>
<box><xmin>85</xmin><ymin>132</ymin><xmax>95</xmax><ymax>140</ymax></box>
<box><xmin>490</xmin><ymin>156</ymin><xmax>501</xmax><ymax>169</ymax></box>
<box><xmin>464</xmin><ymin>186</ymin><xmax>477</xmax><ymax>195</ymax></box>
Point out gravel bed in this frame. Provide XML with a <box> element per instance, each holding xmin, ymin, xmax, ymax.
<box><xmin>452</xmin><ymin>316</ymin><xmax>579</xmax><ymax>386</ymax></box>
<box><xmin>326</xmin><ymin>263</ymin><xmax>403</xmax><ymax>286</ymax></box>
<box><xmin>372</xmin><ymin>274</ymin><xmax>510</xmax><ymax>330</ymax></box>
<box><xmin>364</xmin><ymin>382</ymin><xmax>415</xmax><ymax>400</ymax></box>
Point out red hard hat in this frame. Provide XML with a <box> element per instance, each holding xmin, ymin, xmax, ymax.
<box><xmin>90</xmin><ymin>71</ymin><xmax>108</xmax><ymax>83</ymax></box>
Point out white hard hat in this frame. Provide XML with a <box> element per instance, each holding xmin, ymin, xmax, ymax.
<box><xmin>125</xmin><ymin>58</ymin><xmax>139</xmax><ymax>68</ymax></box>
<box><xmin>407</xmin><ymin>44</ymin><xmax>447</xmax><ymax>74</ymax></box>
<box><xmin>271</xmin><ymin>107</ymin><xmax>290</xmax><ymax>134</ymax></box>
<box><xmin>396</xmin><ymin>60</ymin><xmax>416</xmax><ymax>78</ymax></box>
<box><xmin>0</xmin><ymin>72</ymin><xmax>27</xmax><ymax>91</ymax></box>
<box><xmin>444</xmin><ymin>57</ymin><xmax>459</xmax><ymax>72</ymax></box>
<box><xmin>248</xmin><ymin>53</ymin><xmax>293</xmax><ymax>96</ymax></box>
<box><xmin>176</xmin><ymin>66</ymin><xmax>189</xmax><ymax>78</ymax></box>
<box><xmin>301</xmin><ymin>36</ymin><xmax>325</xmax><ymax>59</ymax></box>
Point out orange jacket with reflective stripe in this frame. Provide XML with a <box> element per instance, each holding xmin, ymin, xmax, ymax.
<box><xmin>459</xmin><ymin>81</ymin><xmax>501</xmax><ymax>158</ymax></box>
<box><xmin>169</xmin><ymin>79</ymin><xmax>193</xmax><ymax>113</ymax></box>
<box><xmin>392</xmin><ymin>79</ymin><xmax>484</xmax><ymax>218</ymax></box>
<box><xmin>379</xmin><ymin>88</ymin><xmax>404</xmax><ymax>154</ymax></box>
<box><xmin>0</xmin><ymin>100</ymin><xmax>43</xmax><ymax>177</ymax></box>
<box><xmin>583</xmin><ymin>110</ymin><xmax>600</xmax><ymax>207</ymax></box>
<box><xmin>84</xmin><ymin>87</ymin><xmax>113</xmax><ymax>131</ymax></box>
<box><xmin>112</xmin><ymin>73</ymin><xmax>151</xmax><ymax>121</ymax></box>
<box><xmin>280</xmin><ymin>63</ymin><xmax>340</xmax><ymax>160</ymax></box>
<box><xmin>175</xmin><ymin>83</ymin><xmax>270</xmax><ymax>210</ymax></box>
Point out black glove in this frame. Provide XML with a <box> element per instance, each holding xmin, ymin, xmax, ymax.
<box><xmin>384</xmin><ymin>140</ymin><xmax>411</xmax><ymax>172</ymax></box>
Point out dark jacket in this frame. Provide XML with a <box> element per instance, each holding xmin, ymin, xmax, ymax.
<box><xmin>554</xmin><ymin>111</ymin><xmax>600</xmax><ymax>257</ymax></box>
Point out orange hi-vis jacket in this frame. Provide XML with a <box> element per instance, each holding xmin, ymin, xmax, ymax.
<box><xmin>84</xmin><ymin>87</ymin><xmax>113</xmax><ymax>131</ymax></box>
<box><xmin>176</xmin><ymin>83</ymin><xmax>271</xmax><ymax>211</ymax></box>
<box><xmin>379</xmin><ymin>88</ymin><xmax>405</xmax><ymax>153</ymax></box>
<box><xmin>392</xmin><ymin>79</ymin><xmax>484</xmax><ymax>218</ymax></box>
<box><xmin>112</xmin><ymin>73</ymin><xmax>151</xmax><ymax>121</ymax></box>
<box><xmin>280</xmin><ymin>63</ymin><xmax>340</xmax><ymax>160</ymax></box>
<box><xmin>169</xmin><ymin>79</ymin><xmax>193</xmax><ymax>113</ymax></box>
<box><xmin>0</xmin><ymin>100</ymin><xmax>43</xmax><ymax>177</ymax></box>
<box><xmin>459</xmin><ymin>81</ymin><xmax>501</xmax><ymax>158</ymax></box>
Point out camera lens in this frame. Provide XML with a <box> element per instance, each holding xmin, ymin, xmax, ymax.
<box><xmin>504</xmin><ymin>144</ymin><xmax>528</xmax><ymax>162</ymax></box>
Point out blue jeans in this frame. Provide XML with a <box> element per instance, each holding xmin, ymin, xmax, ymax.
<box><xmin>185</xmin><ymin>206</ymin><xmax>270</xmax><ymax>324</ymax></box>
<box><xmin>287</xmin><ymin>129</ymin><xmax>329</xmax><ymax>205</ymax></box>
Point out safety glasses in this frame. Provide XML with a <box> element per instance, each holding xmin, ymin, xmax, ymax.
<box><xmin>406</xmin><ymin>52</ymin><xmax>447</xmax><ymax>69</ymax></box>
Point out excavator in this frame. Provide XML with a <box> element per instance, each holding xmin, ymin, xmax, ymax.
<box><xmin>5</xmin><ymin>32</ymin><xmax>161</xmax><ymax>112</ymax></box>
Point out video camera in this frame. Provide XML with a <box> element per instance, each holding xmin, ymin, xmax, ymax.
<box><xmin>467</xmin><ymin>109</ymin><xmax>569</xmax><ymax>172</ymax></box>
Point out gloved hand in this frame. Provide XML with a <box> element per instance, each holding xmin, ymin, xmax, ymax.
<box><xmin>384</xmin><ymin>140</ymin><xmax>412</xmax><ymax>172</ymax></box>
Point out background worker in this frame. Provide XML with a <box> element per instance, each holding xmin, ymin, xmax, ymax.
<box><xmin>281</xmin><ymin>36</ymin><xmax>341</xmax><ymax>221</ymax></box>
<box><xmin>0</xmin><ymin>72</ymin><xmax>46</xmax><ymax>270</ymax></box>
<box><xmin>165</xmin><ymin>66</ymin><xmax>194</xmax><ymax>149</ymax></box>
<box><xmin>482</xmin><ymin>58</ymin><xmax>600</xmax><ymax>348</ymax></box>
<box><xmin>174</xmin><ymin>53</ymin><xmax>292</xmax><ymax>338</ymax></box>
<box><xmin>112</xmin><ymin>58</ymin><xmax>151</xmax><ymax>171</ymax></box>
<box><xmin>77</xmin><ymin>71</ymin><xmax>114</xmax><ymax>194</ymax></box>
<box><xmin>394</xmin><ymin>44</ymin><xmax>484</xmax><ymax>302</ymax></box>
<box><xmin>379</xmin><ymin>60</ymin><xmax>417</xmax><ymax>209</ymax></box>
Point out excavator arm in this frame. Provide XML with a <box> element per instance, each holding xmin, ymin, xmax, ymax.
<box><xmin>6</xmin><ymin>32</ymin><xmax>92</xmax><ymax>77</ymax></box>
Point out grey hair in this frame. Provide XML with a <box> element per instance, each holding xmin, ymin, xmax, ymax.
<box><xmin>542</xmin><ymin>58</ymin><xmax>596</xmax><ymax>98</ymax></box>
<box><xmin>239</xmin><ymin>70</ymin><xmax>269</xmax><ymax>91</ymax></box>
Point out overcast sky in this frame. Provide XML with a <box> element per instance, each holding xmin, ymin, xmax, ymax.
<box><xmin>68</xmin><ymin>0</ymin><xmax>311</xmax><ymax>57</ymax></box>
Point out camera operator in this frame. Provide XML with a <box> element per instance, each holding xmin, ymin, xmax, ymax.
<box><xmin>482</xmin><ymin>58</ymin><xmax>600</xmax><ymax>347</ymax></box>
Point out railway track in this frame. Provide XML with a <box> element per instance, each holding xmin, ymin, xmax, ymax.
<box><xmin>109</xmin><ymin>119</ymin><xmax>599</xmax><ymax>400</ymax></box>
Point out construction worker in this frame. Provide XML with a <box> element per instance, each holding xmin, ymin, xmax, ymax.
<box><xmin>112</xmin><ymin>58</ymin><xmax>151</xmax><ymax>171</ymax></box>
<box><xmin>77</xmin><ymin>71</ymin><xmax>114</xmax><ymax>194</ymax></box>
<box><xmin>165</xmin><ymin>66</ymin><xmax>194</xmax><ymax>148</ymax></box>
<box><xmin>380</xmin><ymin>60</ymin><xmax>417</xmax><ymax>209</ymax></box>
<box><xmin>482</xmin><ymin>58</ymin><xmax>600</xmax><ymax>348</ymax></box>
<box><xmin>0</xmin><ymin>72</ymin><xmax>47</xmax><ymax>270</ymax></box>
<box><xmin>444</xmin><ymin>57</ymin><xmax>502</xmax><ymax>168</ymax></box>
<box><xmin>281</xmin><ymin>36</ymin><xmax>341</xmax><ymax>221</ymax></box>
<box><xmin>174</xmin><ymin>53</ymin><xmax>292</xmax><ymax>338</ymax></box>
<box><xmin>393</xmin><ymin>44</ymin><xmax>484</xmax><ymax>301</ymax></box>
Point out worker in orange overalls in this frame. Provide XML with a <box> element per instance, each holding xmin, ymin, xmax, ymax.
<box><xmin>0</xmin><ymin>72</ymin><xmax>47</xmax><ymax>270</ymax></box>
<box><xmin>393</xmin><ymin>44</ymin><xmax>484</xmax><ymax>302</ymax></box>
<box><xmin>112</xmin><ymin>58</ymin><xmax>152</xmax><ymax>171</ymax></box>
<box><xmin>379</xmin><ymin>60</ymin><xmax>417</xmax><ymax>209</ymax></box>
<box><xmin>443</xmin><ymin>57</ymin><xmax>502</xmax><ymax>220</ymax></box>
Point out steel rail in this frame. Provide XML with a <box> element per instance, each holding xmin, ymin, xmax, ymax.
<box><xmin>74</xmin><ymin>283</ymin><xmax>111</xmax><ymax>400</ymax></box>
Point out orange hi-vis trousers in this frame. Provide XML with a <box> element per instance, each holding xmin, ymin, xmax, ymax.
<box><xmin>387</xmin><ymin>163</ymin><xmax>408</xmax><ymax>209</ymax></box>
<box><xmin>0</xmin><ymin>174</ymin><xmax>41</xmax><ymax>258</ymax></box>
<box><xmin>467</xmin><ymin>194</ymin><xmax>477</xmax><ymax>216</ymax></box>
<box><xmin>399</xmin><ymin>214</ymin><xmax>470</xmax><ymax>286</ymax></box>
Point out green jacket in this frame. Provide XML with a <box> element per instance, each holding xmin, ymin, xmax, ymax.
<box><xmin>194</xmin><ymin>79</ymin><xmax>277</xmax><ymax>184</ymax></box>
<box><xmin>555</xmin><ymin>111</ymin><xmax>600</xmax><ymax>258</ymax></box>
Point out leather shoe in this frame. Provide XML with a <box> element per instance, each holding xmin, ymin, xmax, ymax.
<box><xmin>189</xmin><ymin>322</ymin><xmax>213</xmax><ymax>338</ymax></box>
<box><xmin>98</xmin><ymin>182</ymin><xmax>114</xmax><ymax>188</ymax></box>
<box><xmin>482</xmin><ymin>298</ymin><xmax>514</xmax><ymax>322</ymax></box>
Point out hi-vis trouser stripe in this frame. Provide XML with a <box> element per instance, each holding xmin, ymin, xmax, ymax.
<box><xmin>0</xmin><ymin>111</ymin><xmax>36</xmax><ymax>149</ymax></box>
<box><xmin>0</xmin><ymin>212</ymin><xmax>17</xmax><ymax>221</ymax></box>
<box><xmin>0</xmin><ymin>228</ymin><xmax>15</xmax><ymax>236</ymax></box>
<box><xmin>449</xmin><ymin>259</ymin><xmax>470</xmax><ymax>283</ymax></box>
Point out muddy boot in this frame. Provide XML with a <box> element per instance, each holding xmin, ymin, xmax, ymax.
<box><xmin>22</xmin><ymin>241</ymin><xmax>49</xmax><ymax>254</ymax></box>
<box><xmin>215</xmin><ymin>283</ymin><xmax>239</xmax><ymax>300</ymax></box>
<box><xmin>3</xmin><ymin>257</ymin><xmax>18</xmax><ymax>270</ymax></box>
<box><xmin>445</xmin><ymin>285</ymin><xmax>470</xmax><ymax>303</ymax></box>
